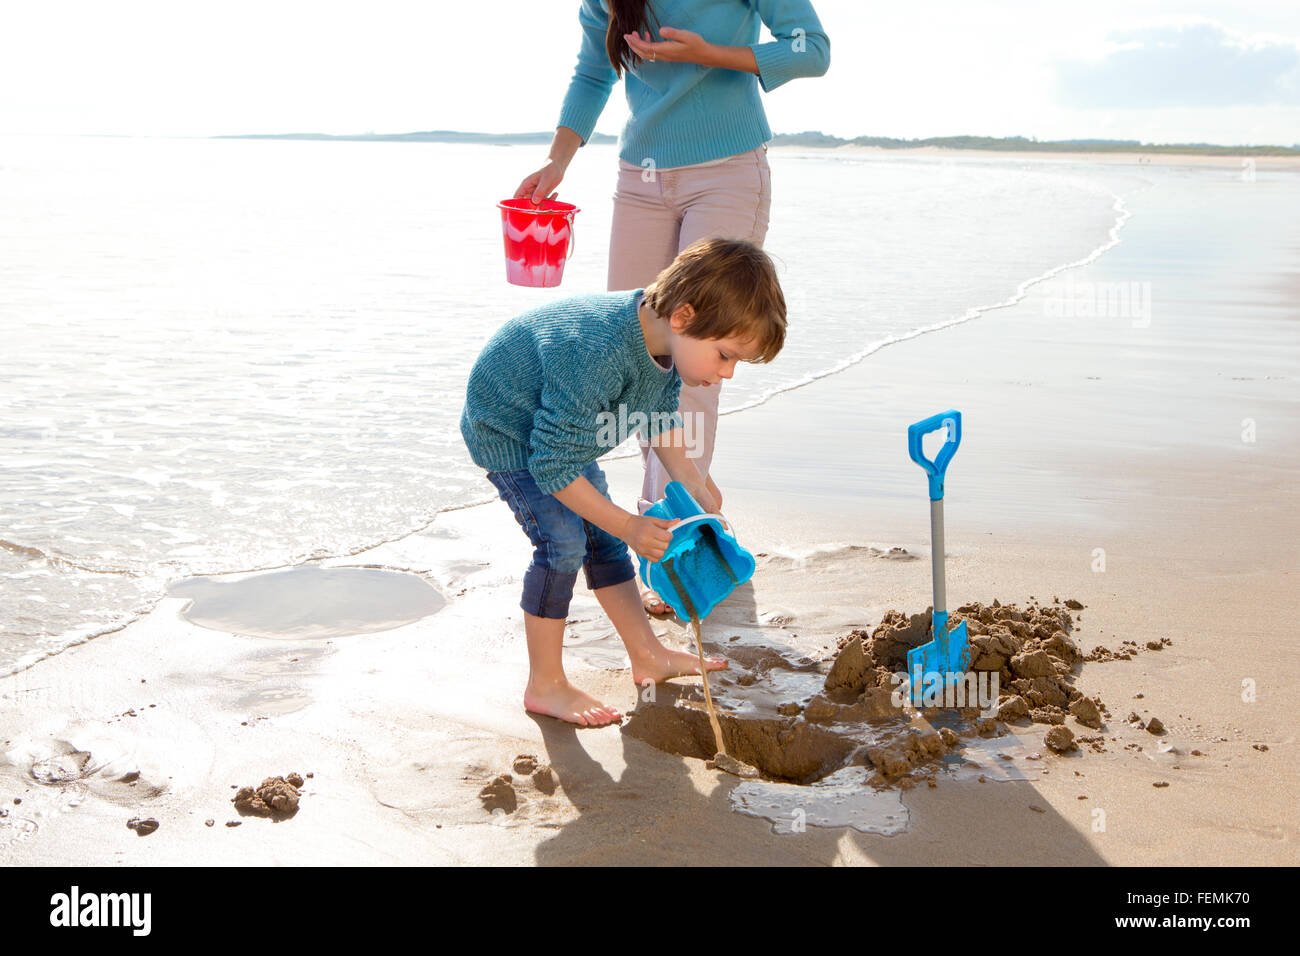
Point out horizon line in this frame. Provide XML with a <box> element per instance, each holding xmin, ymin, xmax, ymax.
<box><xmin>218</xmin><ymin>130</ymin><xmax>1300</xmax><ymax>154</ymax></box>
<box><xmin>9</xmin><ymin>129</ymin><xmax>1298</xmax><ymax>153</ymax></box>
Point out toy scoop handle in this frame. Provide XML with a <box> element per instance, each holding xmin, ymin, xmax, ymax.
<box><xmin>908</xmin><ymin>409</ymin><xmax>962</xmax><ymax>501</ymax></box>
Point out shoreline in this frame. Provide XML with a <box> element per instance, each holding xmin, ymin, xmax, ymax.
<box><xmin>800</xmin><ymin>143</ymin><xmax>1300</xmax><ymax>170</ymax></box>
<box><xmin>0</xmin><ymin>142</ymin><xmax>1144</xmax><ymax>680</ymax></box>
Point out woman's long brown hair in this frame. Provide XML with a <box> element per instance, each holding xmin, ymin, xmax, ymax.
<box><xmin>605</xmin><ymin>0</ymin><xmax>660</xmax><ymax>77</ymax></box>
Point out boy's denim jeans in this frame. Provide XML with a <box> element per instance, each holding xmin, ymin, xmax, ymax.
<box><xmin>486</xmin><ymin>462</ymin><xmax>636</xmax><ymax>620</ymax></box>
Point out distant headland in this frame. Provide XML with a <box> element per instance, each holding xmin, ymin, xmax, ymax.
<box><xmin>215</xmin><ymin>129</ymin><xmax>1300</xmax><ymax>156</ymax></box>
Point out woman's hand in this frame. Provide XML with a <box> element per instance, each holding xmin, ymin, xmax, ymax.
<box><xmin>698</xmin><ymin>478</ymin><xmax>730</xmax><ymax>532</ymax></box>
<box><xmin>704</xmin><ymin>475</ymin><xmax>723</xmax><ymax>515</ymax></box>
<box><xmin>624</xmin><ymin>27</ymin><xmax>712</xmax><ymax>66</ymax></box>
<box><xmin>514</xmin><ymin>160</ymin><xmax>564</xmax><ymax>205</ymax></box>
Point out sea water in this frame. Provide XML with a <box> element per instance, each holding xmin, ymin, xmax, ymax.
<box><xmin>1</xmin><ymin>135</ymin><xmax>1131</xmax><ymax>673</ymax></box>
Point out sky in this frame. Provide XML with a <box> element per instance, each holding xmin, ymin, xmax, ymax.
<box><xmin>1</xmin><ymin>0</ymin><xmax>1297</xmax><ymax>145</ymax></box>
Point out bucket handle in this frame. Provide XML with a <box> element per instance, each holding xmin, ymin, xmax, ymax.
<box><xmin>563</xmin><ymin>212</ymin><xmax>577</xmax><ymax>262</ymax></box>
<box><xmin>663</xmin><ymin>512</ymin><xmax>733</xmax><ymax>537</ymax></box>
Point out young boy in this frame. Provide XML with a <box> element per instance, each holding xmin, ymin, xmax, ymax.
<box><xmin>460</xmin><ymin>237</ymin><xmax>786</xmax><ymax>727</ymax></box>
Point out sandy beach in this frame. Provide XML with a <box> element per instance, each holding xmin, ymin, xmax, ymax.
<box><xmin>2</xmin><ymin>153</ymin><xmax>1296</xmax><ymax>867</ymax></box>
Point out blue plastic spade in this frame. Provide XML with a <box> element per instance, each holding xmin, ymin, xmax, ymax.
<box><xmin>905</xmin><ymin>410</ymin><xmax>971</xmax><ymax>706</ymax></box>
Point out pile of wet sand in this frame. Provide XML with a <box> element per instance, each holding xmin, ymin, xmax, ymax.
<box><xmin>624</xmin><ymin>597</ymin><xmax>1171</xmax><ymax>788</ymax></box>
<box><xmin>233</xmin><ymin>772</ymin><xmax>305</xmax><ymax>818</ymax></box>
<box><xmin>478</xmin><ymin>754</ymin><xmax>559</xmax><ymax>815</ymax></box>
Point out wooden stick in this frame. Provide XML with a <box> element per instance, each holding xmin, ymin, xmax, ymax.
<box><xmin>689</xmin><ymin>613</ymin><xmax>727</xmax><ymax>757</ymax></box>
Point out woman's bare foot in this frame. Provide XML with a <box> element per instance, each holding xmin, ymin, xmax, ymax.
<box><xmin>524</xmin><ymin>679</ymin><xmax>622</xmax><ymax>727</ymax></box>
<box><xmin>629</xmin><ymin>645</ymin><xmax>728</xmax><ymax>686</ymax></box>
<box><xmin>641</xmin><ymin>587</ymin><xmax>672</xmax><ymax>615</ymax></box>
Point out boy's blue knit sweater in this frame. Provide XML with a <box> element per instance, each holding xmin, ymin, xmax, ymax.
<box><xmin>558</xmin><ymin>0</ymin><xmax>830</xmax><ymax>169</ymax></box>
<box><xmin>461</xmin><ymin>290</ymin><xmax>682</xmax><ymax>495</ymax></box>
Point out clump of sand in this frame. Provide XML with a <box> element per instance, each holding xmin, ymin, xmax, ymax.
<box><xmin>479</xmin><ymin>774</ymin><xmax>517</xmax><ymax>813</ymax></box>
<box><xmin>1087</xmin><ymin>637</ymin><xmax>1172</xmax><ymax>661</ymax></box>
<box><xmin>477</xmin><ymin>755</ymin><xmax>560</xmax><ymax>814</ymax></box>
<box><xmin>512</xmin><ymin>754</ymin><xmax>538</xmax><ymax>775</ymax></box>
<box><xmin>233</xmin><ymin>772</ymin><xmax>304</xmax><ymax>818</ymax></box>
<box><xmin>1044</xmin><ymin>726</ymin><xmax>1077</xmax><ymax>753</ymax></box>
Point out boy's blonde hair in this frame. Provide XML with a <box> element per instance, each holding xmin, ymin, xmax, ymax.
<box><xmin>643</xmin><ymin>238</ymin><xmax>786</xmax><ymax>363</ymax></box>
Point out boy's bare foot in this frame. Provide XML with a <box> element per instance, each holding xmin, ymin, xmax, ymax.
<box><xmin>524</xmin><ymin>680</ymin><xmax>623</xmax><ymax>727</ymax></box>
<box><xmin>641</xmin><ymin>587</ymin><xmax>672</xmax><ymax>615</ymax></box>
<box><xmin>630</xmin><ymin>646</ymin><xmax>728</xmax><ymax>685</ymax></box>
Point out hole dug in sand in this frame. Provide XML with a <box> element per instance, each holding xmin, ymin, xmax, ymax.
<box><xmin>625</xmin><ymin>597</ymin><xmax>1114</xmax><ymax>790</ymax></box>
<box><xmin>624</xmin><ymin>636</ymin><xmax>920</xmax><ymax>786</ymax></box>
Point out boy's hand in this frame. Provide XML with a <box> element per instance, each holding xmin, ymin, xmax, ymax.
<box><xmin>620</xmin><ymin>515</ymin><xmax>678</xmax><ymax>562</ymax></box>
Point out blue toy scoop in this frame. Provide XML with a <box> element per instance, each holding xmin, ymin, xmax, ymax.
<box><xmin>642</xmin><ymin>484</ymin><xmax>762</xmax><ymax>777</ymax></box>
<box><xmin>638</xmin><ymin>482</ymin><xmax>755</xmax><ymax>622</ymax></box>
<box><xmin>905</xmin><ymin>410</ymin><xmax>972</xmax><ymax>705</ymax></box>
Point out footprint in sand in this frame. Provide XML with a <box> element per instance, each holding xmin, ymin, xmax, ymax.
<box><xmin>2</xmin><ymin>714</ymin><xmax>214</xmax><ymax>850</ymax></box>
<box><xmin>30</xmin><ymin>748</ymin><xmax>99</xmax><ymax>785</ymax></box>
<box><xmin>16</xmin><ymin>734</ymin><xmax>170</xmax><ymax>804</ymax></box>
<box><xmin>0</xmin><ymin>752</ymin><xmax>79</xmax><ymax>849</ymax></box>
<box><xmin>0</xmin><ymin>810</ymin><xmax>39</xmax><ymax>848</ymax></box>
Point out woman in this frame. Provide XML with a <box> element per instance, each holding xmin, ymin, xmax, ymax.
<box><xmin>515</xmin><ymin>0</ymin><xmax>829</xmax><ymax>612</ymax></box>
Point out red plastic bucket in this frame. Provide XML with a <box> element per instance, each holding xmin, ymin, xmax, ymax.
<box><xmin>497</xmin><ymin>198</ymin><xmax>580</xmax><ymax>288</ymax></box>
